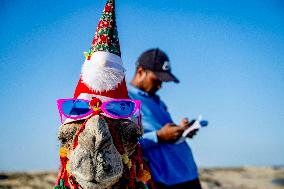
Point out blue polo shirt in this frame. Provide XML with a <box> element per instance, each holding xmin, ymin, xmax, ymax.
<box><xmin>128</xmin><ymin>85</ymin><xmax>199</xmax><ymax>186</ymax></box>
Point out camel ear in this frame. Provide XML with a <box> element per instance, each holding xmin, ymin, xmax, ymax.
<box><xmin>69</xmin><ymin>115</ymin><xmax>123</xmax><ymax>189</ymax></box>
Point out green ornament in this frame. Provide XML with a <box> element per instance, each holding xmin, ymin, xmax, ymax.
<box><xmin>135</xmin><ymin>180</ymin><xmax>148</xmax><ymax>189</ymax></box>
<box><xmin>101</xmin><ymin>14</ymin><xmax>113</xmax><ymax>21</ymax></box>
<box><xmin>54</xmin><ymin>179</ymin><xmax>69</xmax><ymax>189</ymax></box>
<box><xmin>98</xmin><ymin>28</ymin><xmax>111</xmax><ymax>36</ymax></box>
<box><xmin>95</xmin><ymin>44</ymin><xmax>109</xmax><ymax>51</ymax></box>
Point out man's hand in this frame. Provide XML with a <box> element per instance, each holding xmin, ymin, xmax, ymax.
<box><xmin>186</xmin><ymin>129</ymin><xmax>199</xmax><ymax>138</ymax></box>
<box><xmin>180</xmin><ymin>118</ymin><xmax>199</xmax><ymax>139</ymax></box>
<box><xmin>157</xmin><ymin>123</ymin><xmax>184</xmax><ymax>142</ymax></box>
<box><xmin>179</xmin><ymin>118</ymin><xmax>190</xmax><ymax>127</ymax></box>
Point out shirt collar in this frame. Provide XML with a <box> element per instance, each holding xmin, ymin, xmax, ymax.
<box><xmin>128</xmin><ymin>84</ymin><xmax>160</xmax><ymax>100</ymax></box>
<box><xmin>128</xmin><ymin>84</ymin><xmax>148</xmax><ymax>96</ymax></box>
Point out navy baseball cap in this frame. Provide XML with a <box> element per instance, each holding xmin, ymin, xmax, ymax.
<box><xmin>136</xmin><ymin>48</ymin><xmax>179</xmax><ymax>83</ymax></box>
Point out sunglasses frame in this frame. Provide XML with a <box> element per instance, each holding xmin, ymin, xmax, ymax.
<box><xmin>57</xmin><ymin>98</ymin><xmax>141</xmax><ymax>125</ymax></box>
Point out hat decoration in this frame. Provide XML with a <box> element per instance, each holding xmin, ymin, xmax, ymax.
<box><xmin>74</xmin><ymin>0</ymin><xmax>128</xmax><ymax>100</ymax></box>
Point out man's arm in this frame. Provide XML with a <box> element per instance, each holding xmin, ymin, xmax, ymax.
<box><xmin>156</xmin><ymin>123</ymin><xmax>184</xmax><ymax>142</ymax></box>
<box><xmin>140</xmin><ymin>120</ymin><xmax>185</xmax><ymax>149</ymax></box>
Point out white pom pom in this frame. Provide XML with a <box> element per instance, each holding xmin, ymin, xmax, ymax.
<box><xmin>81</xmin><ymin>52</ymin><xmax>125</xmax><ymax>92</ymax></box>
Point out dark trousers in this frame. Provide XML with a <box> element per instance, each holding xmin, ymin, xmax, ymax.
<box><xmin>155</xmin><ymin>178</ymin><xmax>202</xmax><ymax>189</ymax></box>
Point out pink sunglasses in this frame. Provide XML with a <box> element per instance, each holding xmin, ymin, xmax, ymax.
<box><xmin>57</xmin><ymin>98</ymin><xmax>141</xmax><ymax>126</ymax></box>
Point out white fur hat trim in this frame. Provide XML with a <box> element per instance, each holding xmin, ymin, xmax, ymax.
<box><xmin>81</xmin><ymin>52</ymin><xmax>125</xmax><ymax>92</ymax></box>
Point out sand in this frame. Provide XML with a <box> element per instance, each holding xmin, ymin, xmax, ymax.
<box><xmin>0</xmin><ymin>167</ymin><xmax>283</xmax><ymax>189</ymax></box>
<box><xmin>199</xmin><ymin>167</ymin><xmax>284</xmax><ymax>189</ymax></box>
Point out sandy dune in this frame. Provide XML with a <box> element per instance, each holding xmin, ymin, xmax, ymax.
<box><xmin>0</xmin><ymin>167</ymin><xmax>283</xmax><ymax>189</ymax></box>
<box><xmin>199</xmin><ymin>167</ymin><xmax>284</xmax><ymax>189</ymax></box>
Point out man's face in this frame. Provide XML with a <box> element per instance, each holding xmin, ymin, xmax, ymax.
<box><xmin>142</xmin><ymin>70</ymin><xmax>162</xmax><ymax>95</ymax></box>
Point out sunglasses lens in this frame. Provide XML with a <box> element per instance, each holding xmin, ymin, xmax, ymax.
<box><xmin>61</xmin><ymin>99</ymin><xmax>90</xmax><ymax>117</ymax></box>
<box><xmin>105</xmin><ymin>101</ymin><xmax>135</xmax><ymax>117</ymax></box>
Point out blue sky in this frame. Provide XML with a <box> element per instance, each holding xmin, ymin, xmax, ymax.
<box><xmin>0</xmin><ymin>0</ymin><xmax>284</xmax><ymax>171</ymax></box>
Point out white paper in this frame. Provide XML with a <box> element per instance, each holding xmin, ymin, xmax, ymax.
<box><xmin>175</xmin><ymin>115</ymin><xmax>202</xmax><ymax>144</ymax></box>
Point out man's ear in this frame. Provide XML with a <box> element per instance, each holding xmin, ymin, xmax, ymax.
<box><xmin>136</xmin><ymin>66</ymin><xmax>147</xmax><ymax>81</ymax></box>
<box><xmin>136</xmin><ymin>66</ymin><xmax>145</xmax><ymax>76</ymax></box>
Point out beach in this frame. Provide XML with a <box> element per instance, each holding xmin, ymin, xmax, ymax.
<box><xmin>0</xmin><ymin>167</ymin><xmax>283</xmax><ymax>189</ymax></box>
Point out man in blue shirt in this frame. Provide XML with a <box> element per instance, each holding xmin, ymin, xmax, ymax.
<box><xmin>128</xmin><ymin>48</ymin><xmax>202</xmax><ymax>189</ymax></box>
